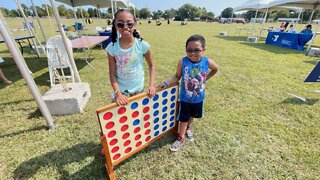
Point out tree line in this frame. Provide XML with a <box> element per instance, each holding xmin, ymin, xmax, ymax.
<box><xmin>0</xmin><ymin>3</ymin><xmax>215</xmax><ymax>21</ymax></box>
<box><xmin>221</xmin><ymin>7</ymin><xmax>319</xmax><ymax>22</ymax></box>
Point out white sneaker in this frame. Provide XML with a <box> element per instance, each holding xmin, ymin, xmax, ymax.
<box><xmin>186</xmin><ymin>129</ymin><xmax>194</xmax><ymax>141</ymax></box>
<box><xmin>169</xmin><ymin>137</ymin><xmax>185</xmax><ymax>151</ymax></box>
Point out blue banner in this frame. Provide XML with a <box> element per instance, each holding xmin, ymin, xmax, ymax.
<box><xmin>266</xmin><ymin>32</ymin><xmax>312</xmax><ymax>51</ymax></box>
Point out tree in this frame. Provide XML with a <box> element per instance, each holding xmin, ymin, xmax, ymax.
<box><xmin>9</xmin><ymin>9</ymin><xmax>20</xmax><ymax>17</ymax></box>
<box><xmin>139</xmin><ymin>8</ymin><xmax>151</xmax><ymax>19</ymax></box>
<box><xmin>176</xmin><ymin>3</ymin><xmax>198</xmax><ymax>20</ymax></box>
<box><xmin>152</xmin><ymin>10</ymin><xmax>163</xmax><ymax>19</ymax></box>
<box><xmin>221</xmin><ymin>7</ymin><xmax>233</xmax><ymax>18</ymax></box>
<box><xmin>58</xmin><ymin>4</ymin><xmax>68</xmax><ymax>17</ymax></box>
<box><xmin>200</xmin><ymin>12</ymin><xmax>215</xmax><ymax>21</ymax></box>
<box><xmin>41</xmin><ymin>4</ymin><xmax>53</xmax><ymax>17</ymax></box>
<box><xmin>0</xmin><ymin>8</ymin><xmax>10</xmax><ymax>17</ymax></box>
<box><xmin>163</xmin><ymin>9</ymin><xmax>177</xmax><ymax>19</ymax></box>
<box><xmin>87</xmin><ymin>8</ymin><xmax>96</xmax><ymax>18</ymax></box>
<box><xmin>245</xmin><ymin>11</ymin><xmax>263</xmax><ymax>21</ymax></box>
<box><xmin>275</xmin><ymin>10</ymin><xmax>290</xmax><ymax>20</ymax></box>
<box><xmin>34</xmin><ymin>6</ymin><xmax>46</xmax><ymax>17</ymax></box>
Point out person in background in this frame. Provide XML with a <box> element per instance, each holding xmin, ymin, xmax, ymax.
<box><xmin>0</xmin><ymin>68</ymin><xmax>12</xmax><ymax>84</ymax></box>
<box><xmin>280</xmin><ymin>22</ymin><xmax>285</xmax><ymax>31</ymax></box>
<box><xmin>0</xmin><ymin>57</ymin><xmax>12</xmax><ymax>84</ymax></box>
<box><xmin>284</xmin><ymin>22</ymin><xmax>289</xmax><ymax>31</ymax></box>
<box><xmin>287</xmin><ymin>25</ymin><xmax>296</xmax><ymax>33</ymax></box>
<box><xmin>300</xmin><ymin>24</ymin><xmax>313</xmax><ymax>34</ymax></box>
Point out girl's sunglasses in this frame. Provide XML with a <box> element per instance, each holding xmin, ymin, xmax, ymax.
<box><xmin>116</xmin><ymin>22</ymin><xmax>135</xmax><ymax>29</ymax></box>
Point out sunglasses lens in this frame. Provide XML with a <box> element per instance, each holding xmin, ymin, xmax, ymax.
<box><xmin>116</xmin><ymin>22</ymin><xmax>134</xmax><ymax>29</ymax></box>
<box><xmin>186</xmin><ymin>49</ymin><xmax>192</xmax><ymax>53</ymax></box>
<box><xmin>127</xmin><ymin>23</ymin><xmax>134</xmax><ymax>28</ymax></box>
<box><xmin>194</xmin><ymin>49</ymin><xmax>201</xmax><ymax>53</ymax></box>
<box><xmin>186</xmin><ymin>49</ymin><xmax>202</xmax><ymax>54</ymax></box>
<box><xmin>116</xmin><ymin>22</ymin><xmax>125</xmax><ymax>28</ymax></box>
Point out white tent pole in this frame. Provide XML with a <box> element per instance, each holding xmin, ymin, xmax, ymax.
<box><xmin>49</xmin><ymin>0</ymin><xmax>81</xmax><ymax>82</ymax></box>
<box><xmin>80</xmin><ymin>8</ymin><xmax>86</xmax><ymax>26</ymax></box>
<box><xmin>114</xmin><ymin>0</ymin><xmax>118</xmax><ymax>10</ymax></box>
<box><xmin>30</xmin><ymin>0</ymin><xmax>47</xmax><ymax>42</ymax></box>
<box><xmin>0</xmin><ymin>11</ymin><xmax>56</xmax><ymax>129</ymax></box>
<box><xmin>45</xmin><ymin>0</ymin><xmax>55</xmax><ymax>35</ymax></box>
<box><xmin>111</xmin><ymin>0</ymin><xmax>115</xmax><ymax>19</ymax></box>
<box><xmin>227</xmin><ymin>11</ymin><xmax>234</xmax><ymax>36</ymax></box>
<box><xmin>295</xmin><ymin>9</ymin><xmax>303</xmax><ymax>26</ymax></box>
<box><xmin>258</xmin><ymin>8</ymin><xmax>269</xmax><ymax>40</ymax></box>
<box><xmin>133</xmin><ymin>7</ymin><xmax>136</xmax><ymax>18</ymax></box>
<box><xmin>73</xmin><ymin>7</ymin><xmax>78</xmax><ymax>20</ymax></box>
<box><xmin>307</xmin><ymin>12</ymin><xmax>320</xmax><ymax>51</ymax></box>
<box><xmin>251</xmin><ymin>6</ymin><xmax>259</xmax><ymax>37</ymax></box>
<box><xmin>308</xmin><ymin>10</ymin><xmax>315</xmax><ymax>24</ymax></box>
<box><xmin>15</xmin><ymin>0</ymin><xmax>41</xmax><ymax>56</ymax></box>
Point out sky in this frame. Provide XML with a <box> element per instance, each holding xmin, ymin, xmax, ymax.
<box><xmin>0</xmin><ymin>0</ymin><xmax>248</xmax><ymax>16</ymax></box>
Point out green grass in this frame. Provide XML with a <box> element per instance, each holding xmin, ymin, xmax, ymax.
<box><xmin>0</xmin><ymin>18</ymin><xmax>320</xmax><ymax>179</ymax></box>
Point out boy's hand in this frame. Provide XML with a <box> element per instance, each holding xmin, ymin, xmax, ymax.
<box><xmin>115</xmin><ymin>91</ymin><xmax>129</xmax><ymax>105</ymax></box>
<box><xmin>147</xmin><ymin>86</ymin><xmax>156</xmax><ymax>98</ymax></box>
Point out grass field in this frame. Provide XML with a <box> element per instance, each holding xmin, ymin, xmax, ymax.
<box><xmin>0</xmin><ymin>18</ymin><xmax>319</xmax><ymax>179</ymax></box>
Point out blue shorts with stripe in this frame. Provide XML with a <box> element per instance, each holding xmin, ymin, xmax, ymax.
<box><xmin>177</xmin><ymin>101</ymin><xmax>203</xmax><ymax>122</ymax></box>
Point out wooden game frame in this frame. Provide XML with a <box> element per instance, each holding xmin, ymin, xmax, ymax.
<box><xmin>96</xmin><ymin>83</ymin><xmax>179</xmax><ymax>180</ymax></box>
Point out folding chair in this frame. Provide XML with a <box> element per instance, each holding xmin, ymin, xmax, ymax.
<box><xmin>46</xmin><ymin>35</ymin><xmax>75</xmax><ymax>87</ymax></box>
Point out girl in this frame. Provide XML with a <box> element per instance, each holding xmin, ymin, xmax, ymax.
<box><xmin>106</xmin><ymin>9</ymin><xmax>155</xmax><ymax>105</ymax></box>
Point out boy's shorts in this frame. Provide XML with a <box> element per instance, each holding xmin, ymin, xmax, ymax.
<box><xmin>178</xmin><ymin>101</ymin><xmax>203</xmax><ymax>122</ymax></box>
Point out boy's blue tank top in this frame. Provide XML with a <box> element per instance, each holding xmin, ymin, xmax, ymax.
<box><xmin>180</xmin><ymin>56</ymin><xmax>209</xmax><ymax>103</ymax></box>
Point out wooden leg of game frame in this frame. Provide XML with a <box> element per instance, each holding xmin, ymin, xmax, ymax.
<box><xmin>101</xmin><ymin>135</ymin><xmax>116</xmax><ymax>180</ymax></box>
<box><xmin>105</xmin><ymin>164</ymin><xmax>116</xmax><ymax>180</ymax></box>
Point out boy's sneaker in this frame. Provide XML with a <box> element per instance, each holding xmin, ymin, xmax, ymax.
<box><xmin>169</xmin><ymin>136</ymin><xmax>185</xmax><ymax>152</ymax></box>
<box><xmin>186</xmin><ymin>129</ymin><xmax>194</xmax><ymax>141</ymax></box>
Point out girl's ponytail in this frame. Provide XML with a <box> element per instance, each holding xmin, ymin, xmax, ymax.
<box><xmin>133</xmin><ymin>29</ymin><xmax>143</xmax><ymax>41</ymax></box>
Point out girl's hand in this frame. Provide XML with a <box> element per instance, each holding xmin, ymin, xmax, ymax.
<box><xmin>147</xmin><ymin>86</ymin><xmax>156</xmax><ymax>98</ymax></box>
<box><xmin>115</xmin><ymin>91</ymin><xmax>129</xmax><ymax>105</ymax></box>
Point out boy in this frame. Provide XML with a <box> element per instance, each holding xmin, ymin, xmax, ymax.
<box><xmin>159</xmin><ymin>34</ymin><xmax>218</xmax><ymax>151</ymax></box>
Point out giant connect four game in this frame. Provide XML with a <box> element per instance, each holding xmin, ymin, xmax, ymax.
<box><xmin>96</xmin><ymin>83</ymin><xmax>179</xmax><ymax>179</ymax></box>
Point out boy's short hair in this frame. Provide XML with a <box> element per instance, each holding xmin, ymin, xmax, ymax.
<box><xmin>307</xmin><ymin>24</ymin><xmax>312</xmax><ymax>29</ymax></box>
<box><xmin>186</xmin><ymin>34</ymin><xmax>206</xmax><ymax>48</ymax></box>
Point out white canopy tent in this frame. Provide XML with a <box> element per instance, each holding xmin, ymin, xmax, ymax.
<box><xmin>232</xmin><ymin>0</ymin><xmax>277</xmax><ymax>37</ymax></box>
<box><xmin>269</xmin><ymin>0</ymin><xmax>320</xmax><ymax>50</ymax></box>
<box><xmin>234</xmin><ymin>0</ymin><xmax>276</xmax><ymax>12</ymax></box>
<box><xmin>269</xmin><ymin>0</ymin><xmax>320</xmax><ymax>23</ymax></box>
<box><xmin>56</xmin><ymin>0</ymin><xmax>133</xmax><ymax>19</ymax></box>
<box><xmin>233</xmin><ymin>0</ymin><xmax>303</xmax><ymax>39</ymax></box>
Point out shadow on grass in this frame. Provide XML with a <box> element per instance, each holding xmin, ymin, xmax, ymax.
<box><xmin>14</xmin><ymin>142</ymin><xmax>108</xmax><ymax>179</ymax></box>
<box><xmin>215</xmin><ymin>35</ymin><xmax>307</xmax><ymax>54</ymax></box>
<box><xmin>0</xmin><ymin>125</ymin><xmax>46</xmax><ymax>139</ymax></box>
<box><xmin>0</xmin><ymin>98</ymin><xmax>34</xmax><ymax>106</ymax></box>
<box><xmin>281</xmin><ymin>98</ymin><xmax>318</xmax><ymax>105</ymax></box>
<box><xmin>304</xmin><ymin>59</ymin><xmax>319</xmax><ymax>65</ymax></box>
<box><xmin>13</xmin><ymin>134</ymin><xmax>175</xmax><ymax>179</ymax></box>
<box><xmin>0</xmin><ymin>99</ymin><xmax>45</xmax><ymax>119</ymax></box>
<box><xmin>214</xmin><ymin>35</ymin><xmax>247</xmax><ymax>42</ymax></box>
<box><xmin>0</xmin><ymin>55</ymin><xmax>89</xmax><ymax>87</ymax></box>
<box><xmin>27</xmin><ymin>108</ymin><xmax>43</xmax><ymax>119</ymax></box>
<box><xmin>240</xmin><ymin>42</ymin><xmax>307</xmax><ymax>55</ymax></box>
